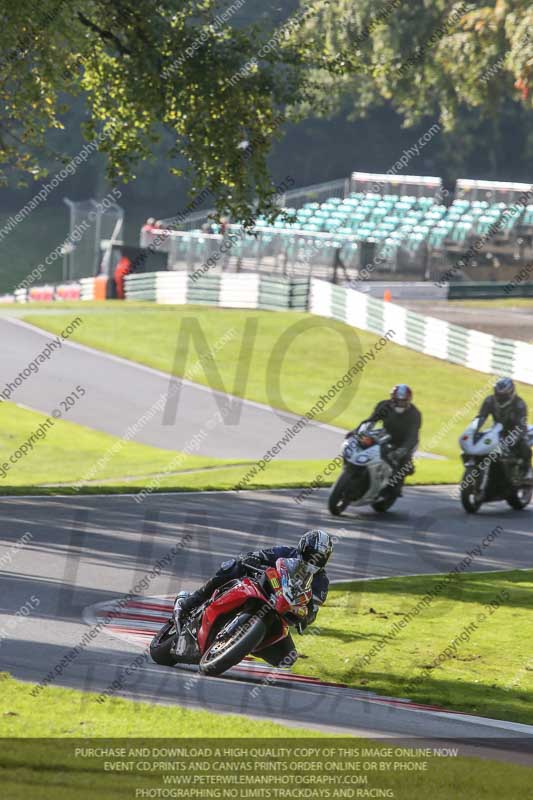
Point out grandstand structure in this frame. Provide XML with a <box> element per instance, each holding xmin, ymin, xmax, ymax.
<box><xmin>140</xmin><ymin>173</ymin><xmax>533</xmax><ymax>285</ymax></box>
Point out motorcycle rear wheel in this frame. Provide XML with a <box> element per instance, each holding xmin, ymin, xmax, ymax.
<box><xmin>328</xmin><ymin>469</ymin><xmax>353</xmax><ymax>516</ymax></box>
<box><xmin>150</xmin><ymin>619</ymin><xmax>179</xmax><ymax>666</ymax></box>
<box><xmin>199</xmin><ymin>612</ymin><xmax>266</xmax><ymax>676</ymax></box>
<box><xmin>372</xmin><ymin>493</ymin><xmax>397</xmax><ymax>513</ymax></box>
<box><xmin>506</xmin><ymin>486</ymin><xmax>533</xmax><ymax>510</ymax></box>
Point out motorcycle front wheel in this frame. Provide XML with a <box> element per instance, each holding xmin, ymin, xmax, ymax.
<box><xmin>328</xmin><ymin>468</ymin><xmax>353</xmax><ymax>516</ymax></box>
<box><xmin>199</xmin><ymin>612</ymin><xmax>266</xmax><ymax>676</ymax></box>
<box><xmin>460</xmin><ymin>469</ymin><xmax>483</xmax><ymax>514</ymax></box>
<box><xmin>150</xmin><ymin>619</ymin><xmax>179</xmax><ymax>666</ymax></box>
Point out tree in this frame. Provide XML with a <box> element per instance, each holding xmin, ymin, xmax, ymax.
<box><xmin>1</xmin><ymin>1</ymin><xmax>532</xmax><ymax>227</ymax></box>
<box><xmin>0</xmin><ymin>0</ymin><xmax>304</xmax><ymax>226</ymax></box>
<box><xmin>300</xmin><ymin>0</ymin><xmax>533</xmax><ymax>130</ymax></box>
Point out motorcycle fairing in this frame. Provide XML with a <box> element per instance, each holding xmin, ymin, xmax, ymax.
<box><xmin>197</xmin><ymin>578</ymin><xmax>266</xmax><ymax>654</ymax></box>
<box><xmin>343</xmin><ymin>435</ymin><xmax>393</xmax><ymax>506</ymax></box>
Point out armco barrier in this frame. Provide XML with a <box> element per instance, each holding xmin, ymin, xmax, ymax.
<box><xmin>23</xmin><ymin>283</ymin><xmax>81</xmax><ymax>302</ymax></box>
<box><xmin>29</xmin><ymin>285</ymin><xmax>55</xmax><ymax>302</ymax></box>
<box><xmin>123</xmin><ymin>272</ymin><xmax>533</xmax><ymax>385</ymax></box>
<box><xmin>125</xmin><ymin>272</ymin><xmax>309</xmax><ymax>311</ymax></box>
<box><xmin>309</xmin><ymin>278</ymin><xmax>533</xmax><ymax>386</ymax></box>
<box><xmin>79</xmin><ymin>277</ymin><xmax>96</xmax><ymax>301</ymax></box>
<box><xmin>448</xmin><ymin>281</ymin><xmax>533</xmax><ymax>299</ymax></box>
<box><xmin>56</xmin><ymin>283</ymin><xmax>81</xmax><ymax>301</ymax></box>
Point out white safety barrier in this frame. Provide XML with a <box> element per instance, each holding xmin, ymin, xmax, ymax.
<box><xmin>309</xmin><ymin>278</ymin><xmax>533</xmax><ymax>386</ymax></box>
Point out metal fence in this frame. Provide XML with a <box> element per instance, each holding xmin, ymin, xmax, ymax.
<box><xmin>279</xmin><ymin>178</ymin><xmax>349</xmax><ymax>209</ymax></box>
<box><xmin>140</xmin><ymin>223</ymin><xmax>409</xmax><ymax>281</ymax></box>
<box><xmin>63</xmin><ymin>197</ymin><xmax>124</xmax><ymax>280</ymax></box>
<box><xmin>156</xmin><ymin>177</ymin><xmax>350</xmax><ymax>232</ymax></box>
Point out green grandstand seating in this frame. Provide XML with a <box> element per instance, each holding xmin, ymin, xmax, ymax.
<box><xmin>523</xmin><ymin>205</ymin><xmax>533</xmax><ymax>225</ymax></box>
<box><xmin>428</xmin><ymin>227</ymin><xmax>449</xmax><ymax>248</ymax></box>
<box><xmin>451</xmin><ymin>199</ymin><xmax>470</xmax><ymax>210</ymax></box>
<box><xmin>450</xmin><ymin>222</ymin><xmax>471</xmax><ymax>244</ymax></box>
<box><xmin>498</xmin><ymin>212</ymin><xmax>522</xmax><ymax>235</ymax></box>
<box><xmin>236</xmin><ymin>189</ymin><xmax>528</xmax><ymax>269</ymax></box>
<box><xmin>473</xmin><ymin>215</ymin><xmax>494</xmax><ymax>235</ymax></box>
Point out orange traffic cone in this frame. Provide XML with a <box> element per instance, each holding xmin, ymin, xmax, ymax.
<box><xmin>384</xmin><ymin>289</ymin><xmax>392</xmax><ymax>302</ymax></box>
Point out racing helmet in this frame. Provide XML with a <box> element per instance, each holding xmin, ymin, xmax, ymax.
<box><xmin>494</xmin><ymin>377</ymin><xmax>515</xmax><ymax>409</ymax></box>
<box><xmin>297</xmin><ymin>529</ymin><xmax>333</xmax><ymax>570</ymax></box>
<box><xmin>390</xmin><ymin>384</ymin><xmax>413</xmax><ymax>414</ymax></box>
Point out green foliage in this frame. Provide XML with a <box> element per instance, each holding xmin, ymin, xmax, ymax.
<box><xmin>300</xmin><ymin>0</ymin><xmax>533</xmax><ymax>130</ymax></box>
<box><xmin>1</xmin><ymin>0</ymin><xmax>532</xmax><ymax>226</ymax></box>
<box><xmin>0</xmin><ymin>0</ymin><xmax>303</xmax><ymax>225</ymax></box>
<box><xmin>298</xmin><ymin>570</ymin><xmax>533</xmax><ymax>725</ymax></box>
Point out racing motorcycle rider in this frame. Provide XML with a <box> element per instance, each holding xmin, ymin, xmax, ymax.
<box><xmin>348</xmin><ymin>384</ymin><xmax>422</xmax><ymax>497</ymax></box>
<box><xmin>473</xmin><ymin>377</ymin><xmax>532</xmax><ymax>483</ymax></box>
<box><xmin>174</xmin><ymin>529</ymin><xmax>333</xmax><ymax>667</ymax></box>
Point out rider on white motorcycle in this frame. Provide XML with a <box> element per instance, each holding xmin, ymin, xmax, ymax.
<box><xmin>347</xmin><ymin>383</ymin><xmax>422</xmax><ymax>497</ymax></box>
<box><xmin>348</xmin><ymin>384</ymin><xmax>422</xmax><ymax>496</ymax></box>
<box><xmin>473</xmin><ymin>378</ymin><xmax>532</xmax><ymax>484</ymax></box>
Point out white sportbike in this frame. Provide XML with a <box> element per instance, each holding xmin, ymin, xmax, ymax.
<box><xmin>328</xmin><ymin>428</ymin><xmax>400</xmax><ymax>515</ymax></box>
<box><xmin>459</xmin><ymin>419</ymin><xmax>533</xmax><ymax>513</ymax></box>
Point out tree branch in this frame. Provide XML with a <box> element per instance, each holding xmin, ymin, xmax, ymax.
<box><xmin>77</xmin><ymin>11</ymin><xmax>132</xmax><ymax>56</ymax></box>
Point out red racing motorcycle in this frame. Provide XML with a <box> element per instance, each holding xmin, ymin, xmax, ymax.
<box><xmin>150</xmin><ymin>558</ymin><xmax>313</xmax><ymax>676</ymax></box>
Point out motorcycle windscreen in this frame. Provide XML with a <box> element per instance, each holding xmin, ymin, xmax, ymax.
<box><xmin>275</xmin><ymin>558</ymin><xmax>313</xmax><ymax>607</ymax></box>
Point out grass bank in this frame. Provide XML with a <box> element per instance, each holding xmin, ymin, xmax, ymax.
<box><xmin>2</xmin><ymin>400</ymin><xmax>380</xmax><ymax>494</ymax></box>
<box><xmin>23</xmin><ymin>304</ymin><xmax>533</xmax><ymax>486</ymax></box>
<box><xmin>1</xmin><ymin>673</ymin><xmax>532</xmax><ymax>799</ymax></box>
<box><xmin>295</xmin><ymin>569</ymin><xmax>533</xmax><ymax>725</ymax></box>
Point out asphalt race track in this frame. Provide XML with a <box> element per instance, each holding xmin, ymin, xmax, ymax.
<box><xmin>1</xmin><ymin>317</ymin><xmax>343</xmax><ymax>461</ymax></box>
<box><xmin>0</xmin><ymin>317</ymin><xmax>441</xmax><ymax>462</ymax></box>
<box><xmin>1</xmin><ymin>486</ymin><xmax>532</xmax><ymax>755</ymax></box>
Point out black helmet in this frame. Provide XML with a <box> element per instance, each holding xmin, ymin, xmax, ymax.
<box><xmin>390</xmin><ymin>383</ymin><xmax>413</xmax><ymax>412</ymax></box>
<box><xmin>298</xmin><ymin>529</ymin><xmax>333</xmax><ymax>570</ymax></box>
<box><xmin>494</xmin><ymin>377</ymin><xmax>515</xmax><ymax>409</ymax></box>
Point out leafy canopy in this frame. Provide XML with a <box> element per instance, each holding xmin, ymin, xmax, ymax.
<box><xmin>300</xmin><ymin>0</ymin><xmax>533</xmax><ymax>129</ymax></box>
<box><xmin>0</xmin><ymin>0</ymin><xmax>532</xmax><ymax>223</ymax></box>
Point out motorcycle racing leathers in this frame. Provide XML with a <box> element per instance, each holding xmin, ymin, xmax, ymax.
<box><xmin>475</xmin><ymin>394</ymin><xmax>532</xmax><ymax>479</ymax></box>
<box><xmin>353</xmin><ymin>399</ymin><xmax>422</xmax><ymax>493</ymax></box>
<box><xmin>176</xmin><ymin>547</ymin><xmax>329</xmax><ymax>667</ymax></box>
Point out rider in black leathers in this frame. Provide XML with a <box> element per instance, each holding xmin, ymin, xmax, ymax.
<box><xmin>350</xmin><ymin>384</ymin><xmax>422</xmax><ymax>496</ymax></box>
<box><xmin>474</xmin><ymin>377</ymin><xmax>532</xmax><ymax>482</ymax></box>
<box><xmin>174</xmin><ymin>530</ymin><xmax>333</xmax><ymax>667</ymax></box>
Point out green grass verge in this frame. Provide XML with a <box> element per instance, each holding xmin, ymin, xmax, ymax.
<box><xmin>0</xmin><ymin>401</ymin><xmax>234</xmax><ymax>491</ymax></box>
<box><xmin>0</xmin><ymin>672</ymin><xmax>315</xmax><ymax>738</ymax></box>
<box><xmin>1</xmin><ymin>674</ymin><xmax>532</xmax><ymax>799</ymax></box>
<box><xmin>2</xmin><ymin>400</ymin><xmax>376</xmax><ymax>494</ymax></box>
<box><xmin>23</xmin><ymin>304</ymin><xmax>533</xmax><ymax>482</ymax></box>
<box><xmin>6</xmin><ymin>399</ymin><xmax>454</xmax><ymax>494</ymax></box>
<box><xmin>295</xmin><ymin>570</ymin><xmax>533</xmax><ymax>725</ymax></box>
